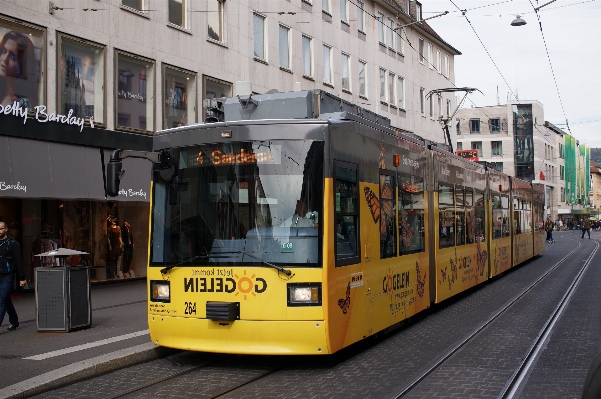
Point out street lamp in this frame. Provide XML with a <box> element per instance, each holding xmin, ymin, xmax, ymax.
<box><xmin>511</xmin><ymin>15</ymin><xmax>526</xmax><ymax>26</ymax></box>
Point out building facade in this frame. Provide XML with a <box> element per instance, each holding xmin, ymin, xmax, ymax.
<box><xmin>0</xmin><ymin>0</ymin><xmax>459</xmax><ymax>283</ymax></box>
<box><xmin>454</xmin><ymin>102</ymin><xmax>591</xmax><ymax>222</ymax></box>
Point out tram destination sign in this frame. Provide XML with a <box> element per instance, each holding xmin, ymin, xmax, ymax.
<box><xmin>456</xmin><ymin>149</ymin><xmax>479</xmax><ymax>162</ymax></box>
<box><xmin>196</xmin><ymin>145</ymin><xmax>282</xmax><ymax>166</ymax></box>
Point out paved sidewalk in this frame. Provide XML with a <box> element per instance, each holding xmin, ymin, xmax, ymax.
<box><xmin>0</xmin><ymin>279</ymin><xmax>174</xmax><ymax>399</ymax></box>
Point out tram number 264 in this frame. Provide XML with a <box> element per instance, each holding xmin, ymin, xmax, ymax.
<box><xmin>185</xmin><ymin>301</ymin><xmax>197</xmax><ymax>315</ymax></box>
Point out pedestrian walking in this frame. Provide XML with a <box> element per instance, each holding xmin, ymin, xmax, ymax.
<box><xmin>545</xmin><ymin>217</ymin><xmax>555</xmax><ymax>242</ymax></box>
<box><xmin>581</xmin><ymin>217</ymin><xmax>592</xmax><ymax>240</ymax></box>
<box><xmin>0</xmin><ymin>221</ymin><xmax>25</xmax><ymax>331</ymax></box>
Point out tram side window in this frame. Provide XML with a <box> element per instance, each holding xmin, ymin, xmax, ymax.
<box><xmin>492</xmin><ymin>195</ymin><xmax>503</xmax><ymax>239</ymax></box>
<box><xmin>465</xmin><ymin>189</ymin><xmax>475</xmax><ymax>244</ymax></box>
<box><xmin>523</xmin><ymin>200</ymin><xmax>532</xmax><ymax>233</ymax></box>
<box><xmin>474</xmin><ymin>191</ymin><xmax>485</xmax><ymax>242</ymax></box>
<box><xmin>335</xmin><ymin>163</ymin><xmax>360</xmax><ymax>266</ymax></box>
<box><xmin>439</xmin><ymin>185</ymin><xmax>455</xmax><ymax>248</ymax></box>
<box><xmin>455</xmin><ymin>188</ymin><xmax>465</xmax><ymax>246</ymax></box>
<box><xmin>380</xmin><ymin>172</ymin><xmax>397</xmax><ymax>259</ymax></box>
<box><xmin>534</xmin><ymin>203</ymin><xmax>544</xmax><ymax>231</ymax></box>
<box><xmin>399</xmin><ymin>173</ymin><xmax>425</xmax><ymax>254</ymax></box>
<box><xmin>513</xmin><ymin>198</ymin><xmax>522</xmax><ymax>234</ymax></box>
<box><xmin>501</xmin><ymin>195</ymin><xmax>510</xmax><ymax>237</ymax></box>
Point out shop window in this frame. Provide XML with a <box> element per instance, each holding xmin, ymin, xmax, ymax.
<box><xmin>58</xmin><ymin>34</ymin><xmax>105</xmax><ymax>125</ymax></box>
<box><xmin>379</xmin><ymin>172</ymin><xmax>396</xmax><ymax>259</ymax></box>
<box><xmin>439</xmin><ymin>184</ymin><xmax>454</xmax><ymax>248</ymax></box>
<box><xmin>0</xmin><ymin>18</ymin><xmax>45</xmax><ymax>108</ymax></box>
<box><xmin>208</xmin><ymin>0</ymin><xmax>224</xmax><ymax>42</ymax></box>
<box><xmin>202</xmin><ymin>75</ymin><xmax>232</xmax><ymax>121</ymax></box>
<box><xmin>163</xmin><ymin>64</ymin><xmax>196</xmax><ymax>129</ymax></box>
<box><xmin>115</xmin><ymin>50</ymin><xmax>155</xmax><ymax>132</ymax></box>
<box><xmin>399</xmin><ymin>173</ymin><xmax>425</xmax><ymax>254</ymax></box>
<box><xmin>168</xmin><ymin>0</ymin><xmax>187</xmax><ymax>28</ymax></box>
<box><xmin>335</xmin><ymin>161</ymin><xmax>359</xmax><ymax>266</ymax></box>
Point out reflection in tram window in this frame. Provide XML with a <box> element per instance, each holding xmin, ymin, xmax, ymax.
<box><xmin>474</xmin><ymin>191</ymin><xmax>485</xmax><ymax>242</ymax></box>
<box><xmin>335</xmin><ymin>163</ymin><xmax>359</xmax><ymax>265</ymax></box>
<box><xmin>501</xmin><ymin>195</ymin><xmax>510</xmax><ymax>237</ymax></box>
<box><xmin>398</xmin><ymin>173</ymin><xmax>425</xmax><ymax>254</ymax></box>
<box><xmin>523</xmin><ymin>200</ymin><xmax>532</xmax><ymax>233</ymax></box>
<box><xmin>492</xmin><ymin>195</ymin><xmax>503</xmax><ymax>239</ymax></box>
<box><xmin>513</xmin><ymin>198</ymin><xmax>522</xmax><ymax>234</ymax></box>
<box><xmin>465</xmin><ymin>190</ymin><xmax>474</xmax><ymax>244</ymax></box>
<box><xmin>439</xmin><ymin>185</ymin><xmax>454</xmax><ymax>248</ymax></box>
<box><xmin>380</xmin><ymin>172</ymin><xmax>397</xmax><ymax>259</ymax></box>
<box><xmin>455</xmin><ymin>188</ymin><xmax>465</xmax><ymax>246</ymax></box>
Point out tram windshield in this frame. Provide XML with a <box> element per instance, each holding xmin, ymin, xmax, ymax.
<box><xmin>151</xmin><ymin>140</ymin><xmax>324</xmax><ymax>267</ymax></box>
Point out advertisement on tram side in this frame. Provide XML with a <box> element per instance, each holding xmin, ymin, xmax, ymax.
<box><xmin>513</xmin><ymin>233</ymin><xmax>533</xmax><ymax>267</ymax></box>
<box><xmin>489</xmin><ymin>237</ymin><xmax>512</xmax><ymax>278</ymax></box>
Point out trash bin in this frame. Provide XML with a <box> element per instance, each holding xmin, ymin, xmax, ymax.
<box><xmin>35</xmin><ymin>266</ymin><xmax>92</xmax><ymax>332</ymax></box>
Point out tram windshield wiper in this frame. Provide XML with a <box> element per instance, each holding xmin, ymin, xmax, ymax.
<box><xmin>211</xmin><ymin>250</ymin><xmax>292</xmax><ymax>276</ymax></box>
<box><xmin>160</xmin><ymin>254</ymin><xmax>209</xmax><ymax>275</ymax></box>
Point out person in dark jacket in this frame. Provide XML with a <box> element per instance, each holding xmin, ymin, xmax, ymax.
<box><xmin>0</xmin><ymin>221</ymin><xmax>25</xmax><ymax>331</ymax></box>
<box><xmin>582</xmin><ymin>217</ymin><xmax>592</xmax><ymax>239</ymax></box>
<box><xmin>545</xmin><ymin>217</ymin><xmax>555</xmax><ymax>243</ymax></box>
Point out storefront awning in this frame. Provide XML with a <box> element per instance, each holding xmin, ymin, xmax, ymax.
<box><xmin>0</xmin><ymin>136</ymin><xmax>150</xmax><ymax>202</ymax></box>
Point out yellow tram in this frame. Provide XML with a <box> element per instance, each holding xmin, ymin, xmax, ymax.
<box><xmin>106</xmin><ymin>90</ymin><xmax>546</xmax><ymax>355</ymax></box>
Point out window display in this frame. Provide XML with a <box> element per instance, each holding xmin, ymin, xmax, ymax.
<box><xmin>0</xmin><ymin>18</ymin><xmax>45</xmax><ymax>108</ymax></box>
<box><xmin>164</xmin><ymin>65</ymin><xmax>196</xmax><ymax>129</ymax></box>
<box><xmin>203</xmin><ymin>75</ymin><xmax>231</xmax><ymax>120</ymax></box>
<box><xmin>116</xmin><ymin>51</ymin><xmax>155</xmax><ymax>132</ymax></box>
<box><xmin>58</xmin><ymin>34</ymin><xmax>105</xmax><ymax>125</ymax></box>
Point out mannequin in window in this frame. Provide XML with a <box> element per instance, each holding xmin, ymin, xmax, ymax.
<box><xmin>121</xmin><ymin>222</ymin><xmax>134</xmax><ymax>277</ymax></box>
<box><xmin>107</xmin><ymin>217</ymin><xmax>123</xmax><ymax>278</ymax></box>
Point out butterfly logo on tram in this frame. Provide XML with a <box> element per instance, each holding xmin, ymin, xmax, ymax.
<box><xmin>338</xmin><ymin>282</ymin><xmax>351</xmax><ymax>314</ymax></box>
<box><xmin>416</xmin><ymin>261</ymin><xmax>426</xmax><ymax>298</ymax></box>
<box><xmin>439</xmin><ymin>265</ymin><xmax>447</xmax><ymax>285</ymax></box>
<box><xmin>476</xmin><ymin>237</ymin><xmax>488</xmax><ymax>277</ymax></box>
<box><xmin>380</xmin><ymin>181</ymin><xmax>394</xmax><ymax>235</ymax></box>
<box><xmin>364</xmin><ymin>187</ymin><xmax>381</xmax><ymax>224</ymax></box>
<box><xmin>399</xmin><ymin>208</ymin><xmax>415</xmax><ymax>248</ymax></box>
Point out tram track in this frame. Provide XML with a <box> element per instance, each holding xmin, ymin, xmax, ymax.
<box><xmin>387</xmin><ymin>236</ymin><xmax>597</xmax><ymax>399</ymax></box>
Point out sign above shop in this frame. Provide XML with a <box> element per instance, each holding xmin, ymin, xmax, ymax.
<box><xmin>0</xmin><ymin>101</ymin><xmax>92</xmax><ymax>132</ymax></box>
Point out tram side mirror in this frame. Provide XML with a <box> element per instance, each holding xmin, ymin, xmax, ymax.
<box><xmin>106</xmin><ymin>160</ymin><xmax>123</xmax><ymax>197</ymax></box>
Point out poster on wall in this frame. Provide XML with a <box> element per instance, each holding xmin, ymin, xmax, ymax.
<box><xmin>0</xmin><ymin>19</ymin><xmax>44</xmax><ymax>109</ymax></box>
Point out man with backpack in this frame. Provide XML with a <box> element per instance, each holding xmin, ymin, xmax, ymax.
<box><xmin>0</xmin><ymin>221</ymin><xmax>25</xmax><ymax>331</ymax></box>
<box><xmin>582</xmin><ymin>217</ymin><xmax>592</xmax><ymax>240</ymax></box>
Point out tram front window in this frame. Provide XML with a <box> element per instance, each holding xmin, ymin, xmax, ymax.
<box><xmin>150</xmin><ymin>140</ymin><xmax>324</xmax><ymax>267</ymax></box>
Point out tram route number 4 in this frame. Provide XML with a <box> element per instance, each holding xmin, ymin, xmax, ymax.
<box><xmin>281</xmin><ymin>242</ymin><xmax>294</xmax><ymax>253</ymax></box>
<box><xmin>185</xmin><ymin>301</ymin><xmax>197</xmax><ymax>315</ymax></box>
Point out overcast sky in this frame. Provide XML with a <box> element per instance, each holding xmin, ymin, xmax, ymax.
<box><xmin>427</xmin><ymin>0</ymin><xmax>600</xmax><ymax>147</ymax></box>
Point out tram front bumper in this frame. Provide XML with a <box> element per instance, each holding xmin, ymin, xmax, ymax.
<box><xmin>149</xmin><ymin>315</ymin><xmax>329</xmax><ymax>355</ymax></box>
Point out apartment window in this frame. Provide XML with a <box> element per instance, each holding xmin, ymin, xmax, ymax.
<box><xmin>490</xmin><ymin>118</ymin><xmax>501</xmax><ymax>133</ymax></box>
<box><xmin>416</xmin><ymin>3</ymin><xmax>421</xmax><ymax>21</ymax></box>
<box><xmin>490</xmin><ymin>162</ymin><xmax>503</xmax><ymax>173</ymax></box>
<box><xmin>456</xmin><ymin>119</ymin><xmax>461</xmax><ymax>134</ymax></box>
<box><xmin>357</xmin><ymin>1</ymin><xmax>364</xmax><ymax>32</ymax></box>
<box><xmin>457</xmin><ymin>142</ymin><xmax>463</xmax><ymax>150</ymax></box>
<box><xmin>470</xmin><ymin>119</ymin><xmax>480</xmax><ymax>133</ymax></box>
<box><xmin>420</xmin><ymin>87</ymin><xmax>425</xmax><ymax>115</ymax></box>
<box><xmin>444</xmin><ymin>55</ymin><xmax>449</xmax><ymax>77</ymax></box>
<box><xmin>323</xmin><ymin>0</ymin><xmax>330</xmax><ymax>14</ymax></box>
<box><xmin>560</xmin><ymin>165</ymin><xmax>565</xmax><ymax>180</ymax></box>
<box><xmin>122</xmin><ymin>0</ymin><xmax>142</xmax><ymax>11</ymax></box>
<box><xmin>438</xmin><ymin>96</ymin><xmax>443</xmax><ymax>117</ymax></box>
<box><xmin>203</xmin><ymin>75</ymin><xmax>232</xmax><ymax>118</ymax></box>
<box><xmin>378</xmin><ymin>13</ymin><xmax>385</xmax><ymax>44</ymax></box>
<box><xmin>404</xmin><ymin>0</ymin><xmax>410</xmax><ymax>13</ymax></box>
<box><xmin>395</xmin><ymin>24</ymin><xmax>404</xmax><ymax>54</ymax></box>
<box><xmin>429</xmin><ymin>95</ymin><xmax>433</xmax><ymax>118</ymax></box>
<box><xmin>559</xmin><ymin>143</ymin><xmax>564</xmax><ymax>158</ymax></box>
<box><xmin>208</xmin><ymin>0</ymin><xmax>224</xmax><ymax>42</ymax></box>
<box><xmin>388</xmin><ymin>72</ymin><xmax>395</xmax><ymax>105</ymax></box>
<box><xmin>302</xmin><ymin>35</ymin><xmax>313</xmax><ymax>77</ymax></box>
<box><xmin>163</xmin><ymin>65</ymin><xmax>196</xmax><ymax>129</ymax></box>
<box><xmin>472</xmin><ymin>141</ymin><xmax>483</xmax><ymax>153</ymax></box>
<box><xmin>561</xmin><ymin>187</ymin><xmax>565</xmax><ymax>202</ymax></box>
<box><xmin>418</xmin><ymin>38</ymin><xmax>424</xmax><ymax>64</ymax></box>
<box><xmin>168</xmin><ymin>0</ymin><xmax>186</xmax><ymax>28</ymax></box>
<box><xmin>427</xmin><ymin>43</ymin><xmax>433</xmax><ymax>69</ymax></box>
<box><xmin>491</xmin><ymin>141</ymin><xmax>502</xmax><ymax>156</ymax></box>
<box><xmin>387</xmin><ymin>18</ymin><xmax>394</xmax><ymax>48</ymax></box>
<box><xmin>253</xmin><ymin>13</ymin><xmax>266</xmax><ymax>61</ymax></box>
<box><xmin>115</xmin><ymin>50</ymin><xmax>155</xmax><ymax>132</ymax></box>
<box><xmin>397</xmin><ymin>77</ymin><xmax>405</xmax><ymax>109</ymax></box>
<box><xmin>340</xmin><ymin>0</ymin><xmax>348</xmax><ymax>23</ymax></box>
<box><xmin>341</xmin><ymin>53</ymin><xmax>350</xmax><ymax>91</ymax></box>
<box><xmin>436</xmin><ymin>50</ymin><xmax>441</xmax><ymax>73</ymax></box>
<box><xmin>279</xmin><ymin>25</ymin><xmax>290</xmax><ymax>69</ymax></box>
<box><xmin>58</xmin><ymin>34</ymin><xmax>105</xmax><ymax>125</ymax></box>
<box><xmin>379</xmin><ymin>69</ymin><xmax>387</xmax><ymax>103</ymax></box>
<box><xmin>446</xmin><ymin>99</ymin><xmax>451</xmax><ymax>117</ymax></box>
<box><xmin>358</xmin><ymin>60</ymin><xmax>367</xmax><ymax>97</ymax></box>
<box><xmin>323</xmin><ymin>45</ymin><xmax>332</xmax><ymax>85</ymax></box>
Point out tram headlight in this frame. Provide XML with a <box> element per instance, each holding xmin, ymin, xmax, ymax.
<box><xmin>287</xmin><ymin>283</ymin><xmax>322</xmax><ymax>306</ymax></box>
<box><xmin>151</xmin><ymin>281</ymin><xmax>171</xmax><ymax>302</ymax></box>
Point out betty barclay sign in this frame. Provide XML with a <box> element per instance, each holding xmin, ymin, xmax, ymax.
<box><xmin>0</xmin><ymin>101</ymin><xmax>92</xmax><ymax>132</ymax></box>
